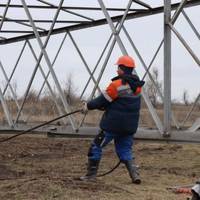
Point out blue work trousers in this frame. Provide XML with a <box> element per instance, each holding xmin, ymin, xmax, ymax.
<box><xmin>88</xmin><ymin>131</ymin><xmax>134</xmax><ymax>161</ymax></box>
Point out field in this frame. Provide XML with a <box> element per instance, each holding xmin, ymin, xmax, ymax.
<box><xmin>0</xmin><ymin>134</ymin><xmax>199</xmax><ymax>200</ymax></box>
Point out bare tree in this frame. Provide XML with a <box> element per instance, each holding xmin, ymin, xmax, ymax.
<box><xmin>41</xmin><ymin>88</ymin><xmax>56</xmax><ymax>115</ymax></box>
<box><xmin>63</xmin><ymin>73</ymin><xmax>79</xmax><ymax>105</ymax></box>
<box><xmin>25</xmin><ymin>89</ymin><xmax>38</xmax><ymax>102</ymax></box>
<box><xmin>12</xmin><ymin>80</ymin><xmax>18</xmax><ymax>99</ymax></box>
<box><xmin>146</xmin><ymin>67</ymin><xmax>162</xmax><ymax>107</ymax></box>
<box><xmin>183</xmin><ymin>89</ymin><xmax>189</xmax><ymax>106</ymax></box>
<box><xmin>0</xmin><ymin>80</ymin><xmax>18</xmax><ymax>101</ymax></box>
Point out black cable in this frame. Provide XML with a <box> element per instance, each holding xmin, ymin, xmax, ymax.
<box><xmin>0</xmin><ymin>109</ymin><xmax>82</xmax><ymax>143</ymax></box>
<box><xmin>97</xmin><ymin>160</ymin><xmax>121</xmax><ymax>177</ymax></box>
<box><xmin>0</xmin><ymin>108</ymin><xmax>121</xmax><ymax>177</ymax></box>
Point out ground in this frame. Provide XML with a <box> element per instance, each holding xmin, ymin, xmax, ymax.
<box><xmin>0</xmin><ymin>134</ymin><xmax>199</xmax><ymax>200</ymax></box>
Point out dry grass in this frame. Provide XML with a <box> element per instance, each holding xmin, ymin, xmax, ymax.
<box><xmin>1</xmin><ymin>100</ymin><xmax>199</xmax><ymax>129</ymax></box>
<box><xmin>0</xmin><ymin>135</ymin><xmax>199</xmax><ymax>200</ymax></box>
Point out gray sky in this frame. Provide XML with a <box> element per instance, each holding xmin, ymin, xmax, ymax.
<box><xmin>0</xmin><ymin>0</ymin><xmax>199</xmax><ymax>102</ymax></box>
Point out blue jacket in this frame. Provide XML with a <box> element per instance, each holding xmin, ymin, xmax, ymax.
<box><xmin>87</xmin><ymin>74</ymin><xmax>144</xmax><ymax>135</ymax></box>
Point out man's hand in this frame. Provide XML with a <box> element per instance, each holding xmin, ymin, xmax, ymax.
<box><xmin>81</xmin><ymin>101</ymin><xmax>88</xmax><ymax>114</ymax></box>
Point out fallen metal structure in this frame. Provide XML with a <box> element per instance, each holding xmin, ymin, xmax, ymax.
<box><xmin>0</xmin><ymin>0</ymin><xmax>200</xmax><ymax>143</ymax></box>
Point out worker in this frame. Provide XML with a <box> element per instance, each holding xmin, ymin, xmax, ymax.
<box><xmin>80</xmin><ymin>55</ymin><xmax>145</xmax><ymax>184</ymax></box>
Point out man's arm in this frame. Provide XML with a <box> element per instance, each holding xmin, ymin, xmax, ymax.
<box><xmin>87</xmin><ymin>94</ymin><xmax>110</xmax><ymax>110</ymax></box>
<box><xmin>87</xmin><ymin>82</ymin><xmax>118</xmax><ymax>111</ymax></box>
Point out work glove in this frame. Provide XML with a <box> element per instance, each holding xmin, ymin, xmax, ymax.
<box><xmin>81</xmin><ymin>101</ymin><xmax>88</xmax><ymax>114</ymax></box>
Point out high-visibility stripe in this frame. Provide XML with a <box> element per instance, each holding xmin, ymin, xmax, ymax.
<box><xmin>117</xmin><ymin>85</ymin><xmax>130</xmax><ymax>91</ymax></box>
<box><xmin>102</xmin><ymin>91</ymin><xmax>113</xmax><ymax>102</ymax></box>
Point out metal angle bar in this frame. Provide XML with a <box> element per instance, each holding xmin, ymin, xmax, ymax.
<box><xmin>164</xmin><ymin>0</ymin><xmax>172</xmax><ymax>135</ymax></box>
<box><xmin>2</xmin><ymin>128</ymin><xmax>200</xmax><ymax>144</ymax></box>
<box><xmin>80</xmin><ymin>28</ymin><xmax>115</xmax><ymax>99</ymax></box>
<box><xmin>0</xmin><ymin>16</ymin><xmax>46</xmax><ymax>32</ymax></box>
<box><xmin>169</xmin><ymin>23</ymin><xmax>200</xmax><ymax>67</ymax></box>
<box><xmin>98</xmin><ymin>0</ymin><xmax>130</xmax><ymax>55</ymax></box>
<box><xmin>142</xmin><ymin>40</ymin><xmax>164</xmax><ymax>80</ymax></box>
<box><xmin>90</xmin><ymin>41</ymin><xmax>116</xmax><ymax>99</ymax></box>
<box><xmin>14</xmin><ymin>0</ymin><xmax>62</xmax><ymax>123</ymax></box>
<box><xmin>122</xmin><ymin>26</ymin><xmax>179</xmax><ymax>129</ymax></box>
<box><xmin>37</xmin><ymin>32</ymin><xmax>68</xmax><ymax>100</ymax></box>
<box><xmin>146</xmin><ymin>0</ymin><xmax>198</xmax><ymax>74</ymax></box>
<box><xmin>142</xmin><ymin>41</ymin><xmax>166</xmax><ymax>130</ymax></box>
<box><xmin>0</xmin><ymin>4</ymin><xmax>145</xmax><ymax>11</ymax></box>
<box><xmin>182</xmin><ymin>10</ymin><xmax>200</xmax><ymax>40</ymax></box>
<box><xmin>3</xmin><ymin>41</ymin><xmax>27</xmax><ymax>95</ymax></box>
<box><xmin>141</xmin><ymin>89</ymin><xmax>164</xmax><ymax>133</ymax></box>
<box><xmin>26</xmin><ymin>34</ymin><xmax>68</xmax><ymax>123</ymax></box>
<box><xmin>37</xmin><ymin>0</ymin><xmax>94</xmax><ymax>21</ymax></box>
<box><xmin>0</xmin><ymin>36</ymin><xmax>7</xmax><ymax>39</ymax></box>
<box><xmin>0</xmin><ymin>61</ymin><xmax>20</xmax><ymax>109</ymax></box>
<box><xmin>26</xmin><ymin>41</ymin><xmax>68</xmax><ymax>124</ymax></box>
<box><xmin>170</xmin><ymin>0</ymin><xmax>188</xmax><ymax>24</ymax></box>
<box><xmin>123</xmin><ymin>26</ymin><xmax>160</xmax><ymax>85</ymax></box>
<box><xmin>2</xmin><ymin>0</ymin><xmax>200</xmax><ymax>45</ymax></box>
<box><xmin>123</xmin><ymin>22</ymin><xmax>164</xmax><ymax>132</ymax></box>
<box><xmin>0</xmin><ymin>88</ymin><xmax>13</xmax><ymax>127</ymax></box>
<box><xmin>138</xmin><ymin>0</ymin><xmax>192</xmax><ymax>131</ymax></box>
<box><xmin>133</xmin><ymin>0</ymin><xmax>152</xmax><ymax>9</ymax></box>
<box><xmin>21</xmin><ymin>0</ymin><xmax>77</xmax><ymax>131</ymax></box>
<box><xmin>68</xmin><ymin>32</ymin><xmax>101</xmax><ymax>94</ymax></box>
<box><xmin>181</xmin><ymin>93</ymin><xmax>200</xmax><ymax>127</ymax></box>
<box><xmin>0</xmin><ymin>30</ymin><xmax>34</xmax><ymax>33</ymax></box>
<box><xmin>90</xmin><ymin>35</ymin><xmax>126</xmax><ymax>99</ymax></box>
<box><xmin>3</xmin><ymin>19</ymin><xmax>89</xmax><ymax>24</ymax></box>
<box><xmin>0</xmin><ymin>0</ymin><xmax>11</xmax><ymax>31</ymax></box>
<box><xmin>179</xmin><ymin>10</ymin><xmax>200</xmax><ymax>125</ymax></box>
<box><xmin>98</xmin><ymin>0</ymin><xmax>164</xmax><ymax>133</ymax></box>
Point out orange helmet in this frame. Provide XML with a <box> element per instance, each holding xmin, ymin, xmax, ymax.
<box><xmin>115</xmin><ymin>55</ymin><xmax>136</xmax><ymax>68</ymax></box>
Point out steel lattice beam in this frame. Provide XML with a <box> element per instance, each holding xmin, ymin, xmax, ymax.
<box><xmin>1</xmin><ymin>0</ymin><xmax>200</xmax><ymax>45</ymax></box>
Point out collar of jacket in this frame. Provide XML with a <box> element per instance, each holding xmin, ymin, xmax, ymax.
<box><xmin>111</xmin><ymin>74</ymin><xmax>145</xmax><ymax>93</ymax></box>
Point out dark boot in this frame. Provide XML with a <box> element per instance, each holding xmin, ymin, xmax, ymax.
<box><xmin>191</xmin><ymin>192</ymin><xmax>200</xmax><ymax>200</ymax></box>
<box><xmin>124</xmin><ymin>160</ymin><xmax>141</xmax><ymax>184</ymax></box>
<box><xmin>79</xmin><ymin>159</ymin><xmax>100</xmax><ymax>181</ymax></box>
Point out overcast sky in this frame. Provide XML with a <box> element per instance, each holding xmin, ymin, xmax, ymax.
<box><xmin>0</xmin><ymin>0</ymin><xmax>199</xmax><ymax>102</ymax></box>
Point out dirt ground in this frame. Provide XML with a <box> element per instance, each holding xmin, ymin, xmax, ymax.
<box><xmin>0</xmin><ymin>134</ymin><xmax>199</xmax><ymax>200</ymax></box>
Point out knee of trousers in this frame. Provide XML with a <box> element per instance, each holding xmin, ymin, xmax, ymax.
<box><xmin>87</xmin><ymin>130</ymin><xmax>105</xmax><ymax>160</ymax></box>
